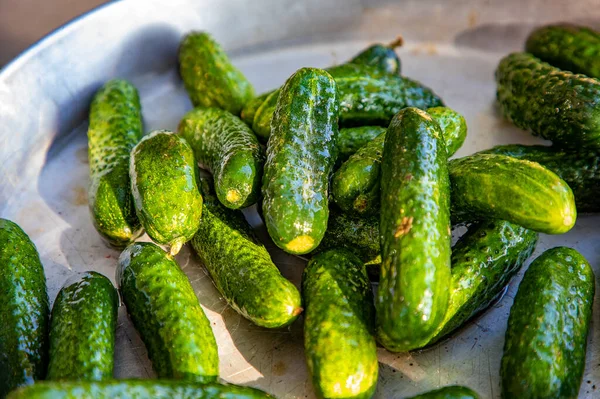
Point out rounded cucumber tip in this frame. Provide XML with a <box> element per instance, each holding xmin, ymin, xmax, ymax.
<box><xmin>284</xmin><ymin>235</ymin><xmax>316</xmax><ymax>254</ymax></box>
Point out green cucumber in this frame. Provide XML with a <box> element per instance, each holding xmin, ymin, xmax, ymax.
<box><xmin>47</xmin><ymin>272</ymin><xmax>118</xmax><ymax>381</ymax></box>
<box><xmin>262</xmin><ymin>67</ymin><xmax>339</xmax><ymax>255</ymax></box>
<box><xmin>526</xmin><ymin>23</ymin><xmax>600</xmax><ymax>79</ymax></box>
<box><xmin>478</xmin><ymin>144</ymin><xmax>600</xmax><ymax>213</ymax></box>
<box><xmin>0</xmin><ymin>219</ymin><xmax>49</xmax><ymax>398</ymax></box>
<box><xmin>337</xmin><ymin>126</ymin><xmax>386</xmax><ymax>164</ymax></box>
<box><xmin>117</xmin><ymin>242</ymin><xmax>218</xmax><ymax>382</ymax></box>
<box><xmin>406</xmin><ymin>386</ymin><xmax>480</xmax><ymax>399</ymax></box>
<box><xmin>426</xmin><ymin>107</ymin><xmax>467</xmax><ymax>156</ymax></box>
<box><xmin>252</xmin><ymin>89</ymin><xmax>280</xmax><ymax>141</ymax></box>
<box><xmin>87</xmin><ymin>79</ymin><xmax>143</xmax><ymax>247</ymax></box>
<box><xmin>241</xmin><ymin>90</ymin><xmax>274</xmax><ymax>126</ymax></box>
<box><xmin>496</xmin><ymin>52</ymin><xmax>600</xmax><ymax>149</ymax></box>
<box><xmin>449</xmin><ymin>153</ymin><xmax>576</xmax><ymax>234</ymax></box>
<box><xmin>347</xmin><ymin>37</ymin><xmax>403</xmax><ymax>74</ymax></box>
<box><xmin>130</xmin><ymin>130</ymin><xmax>203</xmax><ymax>255</ymax></box>
<box><xmin>178</xmin><ymin>31</ymin><xmax>254</xmax><ymax>115</ymax></box>
<box><xmin>190</xmin><ymin>176</ymin><xmax>302</xmax><ymax>328</ymax></box>
<box><xmin>178</xmin><ymin>107</ymin><xmax>264</xmax><ymax>209</ymax></box>
<box><xmin>7</xmin><ymin>380</ymin><xmax>273</xmax><ymax>399</ymax></box>
<box><xmin>377</xmin><ymin>107</ymin><xmax>451</xmax><ymax>352</ymax></box>
<box><xmin>501</xmin><ymin>247</ymin><xmax>595</xmax><ymax>399</ymax></box>
<box><xmin>303</xmin><ymin>249</ymin><xmax>378</xmax><ymax>399</ymax></box>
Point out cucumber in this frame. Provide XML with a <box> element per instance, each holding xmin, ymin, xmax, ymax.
<box><xmin>406</xmin><ymin>386</ymin><xmax>480</xmax><ymax>399</ymax></box>
<box><xmin>178</xmin><ymin>107</ymin><xmax>264</xmax><ymax>209</ymax></box>
<box><xmin>178</xmin><ymin>31</ymin><xmax>254</xmax><ymax>115</ymax></box>
<box><xmin>478</xmin><ymin>144</ymin><xmax>600</xmax><ymax>213</ymax></box>
<box><xmin>501</xmin><ymin>247</ymin><xmax>595</xmax><ymax>399</ymax></box>
<box><xmin>7</xmin><ymin>380</ymin><xmax>273</xmax><ymax>399</ymax></box>
<box><xmin>496</xmin><ymin>52</ymin><xmax>600</xmax><ymax>149</ymax></box>
<box><xmin>87</xmin><ymin>79</ymin><xmax>143</xmax><ymax>247</ymax></box>
<box><xmin>449</xmin><ymin>153</ymin><xmax>576</xmax><ymax>234</ymax></box>
<box><xmin>377</xmin><ymin>107</ymin><xmax>451</xmax><ymax>352</ymax></box>
<box><xmin>526</xmin><ymin>23</ymin><xmax>600</xmax><ymax>79</ymax></box>
<box><xmin>262</xmin><ymin>67</ymin><xmax>339</xmax><ymax>255</ymax></box>
<box><xmin>337</xmin><ymin>126</ymin><xmax>386</xmax><ymax>164</ymax></box>
<box><xmin>117</xmin><ymin>242</ymin><xmax>218</xmax><ymax>382</ymax></box>
<box><xmin>332</xmin><ymin>107</ymin><xmax>465</xmax><ymax>215</ymax></box>
<box><xmin>241</xmin><ymin>90</ymin><xmax>274</xmax><ymax>126</ymax></box>
<box><xmin>190</xmin><ymin>176</ymin><xmax>302</xmax><ymax>328</ymax></box>
<box><xmin>47</xmin><ymin>272</ymin><xmax>118</xmax><ymax>381</ymax></box>
<box><xmin>130</xmin><ymin>130</ymin><xmax>203</xmax><ymax>255</ymax></box>
<box><xmin>252</xmin><ymin>89</ymin><xmax>280</xmax><ymax>141</ymax></box>
<box><xmin>347</xmin><ymin>37</ymin><xmax>403</xmax><ymax>75</ymax></box>
<box><xmin>303</xmin><ymin>249</ymin><xmax>378</xmax><ymax>399</ymax></box>
<box><xmin>0</xmin><ymin>219</ymin><xmax>49</xmax><ymax>398</ymax></box>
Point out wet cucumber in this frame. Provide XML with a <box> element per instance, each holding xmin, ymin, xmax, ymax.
<box><xmin>117</xmin><ymin>242</ymin><xmax>218</xmax><ymax>382</ymax></box>
<box><xmin>0</xmin><ymin>219</ymin><xmax>49</xmax><ymax>398</ymax></box>
<box><xmin>496</xmin><ymin>52</ymin><xmax>600</xmax><ymax>149</ymax></box>
<box><xmin>252</xmin><ymin>89</ymin><xmax>280</xmax><ymax>141</ymax></box>
<box><xmin>178</xmin><ymin>32</ymin><xmax>254</xmax><ymax>115</ymax></box>
<box><xmin>178</xmin><ymin>107</ymin><xmax>264</xmax><ymax>209</ymax></box>
<box><xmin>526</xmin><ymin>23</ymin><xmax>600</xmax><ymax>79</ymax></box>
<box><xmin>190</xmin><ymin>177</ymin><xmax>302</xmax><ymax>328</ymax></box>
<box><xmin>47</xmin><ymin>272</ymin><xmax>118</xmax><ymax>381</ymax></box>
<box><xmin>337</xmin><ymin>126</ymin><xmax>386</xmax><ymax>164</ymax></box>
<box><xmin>7</xmin><ymin>380</ymin><xmax>273</xmax><ymax>399</ymax></box>
<box><xmin>450</xmin><ymin>154</ymin><xmax>576</xmax><ymax>234</ymax></box>
<box><xmin>88</xmin><ymin>79</ymin><xmax>143</xmax><ymax>247</ymax></box>
<box><xmin>303</xmin><ymin>249</ymin><xmax>378</xmax><ymax>399</ymax></box>
<box><xmin>130</xmin><ymin>130</ymin><xmax>203</xmax><ymax>255</ymax></box>
<box><xmin>241</xmin><ymin>90</ymin><xmax>274</xmax><ymax>126</ymax></box>
<box><xmin>347</xmin><ymin>37</ymin><xmax>403</xmax><ymax>75</ymax></box>
<box><xmin>406</xmin><ymin>386</ymin><xmax>480</xmax><ymax>399</ymax></box>
<box><xmin>377</xmin><ymin>107</ymin><xmax>451</xmax><ymax>352</ymax></box>
<box><xmin>426</xmin><ymin>107</ymin><xmax>467</xmax><ymax>156</ymax></box>
<box><xmin>501</xmin><ymin>247</ymin><xmax>595</xmax><ymax>399</ymax></box>
<box><xmin>262</xmin><ymin>67</ymin><xmax>339</xmax><ymax>255</ymax></box>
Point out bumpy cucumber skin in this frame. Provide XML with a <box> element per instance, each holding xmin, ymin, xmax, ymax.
<box><xmin>47</xmin><ymin>272</ymin><xmax>118</xmax><ymax>381</ymax></box>
<box><xmin>178</xmin><ymin>32</ymin><xmax>254</xmax><ymax>115</ymax></box>
<box><xmin>501</xmin><ymin>247</ymin><xmax>595</xmax><ymax>399</ymax></box>
<box><xmin>190</xmin><ymin>177</ymin><xmax>301</xmax><ymax>328</ymax></box>
<box><xmin>337</xmin><ymin>126</ymin><xmax>386</xmax><ymax>165</ymax></box>
<box><xmin>303</xmin><ymin>249</ymin><xmax>378</xmax><ymax>399</ymax></box>
<box><xmin>406</xmin><ymin>386</ymin><xmax>480</xmax><ymax>399</ymax></box>
<box><xmin>178</xmin><ymin>107</ymin><xmax>264</xmax><ymax>209</ymax></box>
<box><xmin>377</xmin><ymin>107</ymin><xmax>451</xmax><ymax>352</ymax></box>
<box><xmin>348</xmin><ymin>43</ymin><xmax>401</xmax><ymax>75</ymax></box>
<box><xmin>241</xmin><ymin>90</ymin><xmax>273</xmax><ymax>126</ymax></box>
<box><xmin>0</xmin><ymin>219</ymin><xmax>49</xmax><ymax>398</ymax></box>
<box><xmin>130</xmin><ymin>130</ymin><xmax>203</xmax><ymax>254</ymax></box>
<box><xmin>7</xmin><ymin>380</ymin><xmax>273</xmax><ymax>399</ymax></box>
<box><xmin>262</xmin><ymin>67</ymin><xmax>339</xmax><ymax>255</ymax></box>
<box><xmin>117</xmin><ymin>242</ymin><xmax>218</xmax><ymax>382</ymax></box>
<box><xmin>479</xmin><ymin>144</ymin><xmax>600</xmax><ymax>213</ymax></box>
<box><xmin>496</xmin><ymin>52</ymin><xmax>600</xmax><ymax>149</ymax></box>
<box><xmin>526</xmin><ymin>24</ymin><xmax>600</xmax><ymax>79</ymax></box>
<box><xmin>88</xmin><ymin>79</ymin><xmax>143</xmax><ymax>247</ymax></box>
<box><xmin>252</xmin><ymin>89</ymin><xmax>280</xmax><ymax>141</ymax></box>
<box><xmin>449</xmin><ymin>153</ymin><xmax>576</xmax><ymax>234</ymax></box>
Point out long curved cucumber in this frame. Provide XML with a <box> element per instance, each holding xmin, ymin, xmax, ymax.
<box><xmin>406</xmin><ymin>386</ymin><xmax>480</xmax><ymax>399</ymax></box>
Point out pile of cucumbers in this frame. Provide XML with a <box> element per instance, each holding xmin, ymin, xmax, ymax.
<box><xmin>2</xmin><ymin>23</ymin><xmax>600</xmax><ymax>399</ymax></box>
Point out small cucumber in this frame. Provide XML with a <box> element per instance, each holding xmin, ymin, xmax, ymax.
<box><xmin>117</xmin><ymin>242</ymin><xmax>218</xmax><ymax>382</ymax></box>
<box><xmin>241</xmin><ymin>90</ymin><xmax>274</xmax><ymax>126</ymax></box>
<box><xmin>87</xmin><ymin>79</ymin><xmax>143</xmax><ymax>247</ymax></box>
<box><xmin>449</xmin><ymin>154</ymin><xmax>576</xmax><ymax>234</ymax></box>
<box><xmin>178</xmin><ymin>107</ymin><xmax>264</xmax><ymax>209</ymax></box>
<box><xmin>0</xmin><ymin>219</ymin><xmax>49</xmax><ymax>398</ymax></box>
<box><xmin>348</xmin><ymin>37</ymin><xmax>403</xmax><ymax>75</ymax></box>
<box><xmin>262</xmin><ymin>67</ymin><xmax>339</xmax><ymax>255</ymax></box>
<box><xmin>47</xmin><ymin>272</ymin><xmax>118</xmax><ymax>381</ymax></box>
<box><xmin>426</xmin><ymin>107</ymin><xmax>467</xmax><ymax>156</ymax></box>
<box><xmin>178</xmin><ymin>31</ymin><xmax>254</xmax><ymax>115</ymax></box>
<box><xmin>501</xmin><ymin>247</ymin><xmax>595</xmax><ymax>399</ymax></box>
<box><xmin>406</xmin><ymin>386</ymin><xmax>480</xmax><ymax>399</ymax></box>
<box><xmin>377</xmin><ymin>107</ymin><xmax>451</xmax><ymax>352</ymax></box>
<box><xmin>337</xmin><ymin>126</ymin><xmax>386</xmax><ymax>164</ymax></box>
<box><xmin>130</xmin><ymin>130</ymin><xmax>203</xmax><ymax>255</ymax></box>
<box><xmin>252</xmin><ymin>89</ymin><xmax>280</xmax><ymax>141</ymax></box>
<box><xmin>303</xmin><ymin>249</ymin><xmax>378</xmax><ymax>399</ymax></box>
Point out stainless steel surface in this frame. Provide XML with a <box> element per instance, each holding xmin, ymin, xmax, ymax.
<box><xmin>0</xmin><ymin>0</ymin><xmax>599</xmax><ymax>397</ymax></box>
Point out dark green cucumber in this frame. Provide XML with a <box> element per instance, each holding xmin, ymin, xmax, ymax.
<box><xmin>501</xmin><ymin>247</ymin><xmax>595</xmax><ymax>399</ymax></box>
<box><xmin>332</xmin><ymin>107</ymin><xmax>465</xmax><ymax>215</ymax></box>
<box><xmin>348</xmin><ymin>37</ymin><xmax>403</xmax><ymax>74</ymax></box>
<box><xmin>190</xmin><ymin>176</ymin><xmax>302</xmax><ymax>328</ymax></box>
<box><xmin>241</xmin><ymin>90</ymin><xmax>274</xmax><ymax>126</ymax></box>
<box><xmin>337</xmin><ymin>126</ymin><xmax>386</xmax><ymax>164</ymax></box>
<box><xmin>117</xmin><ymin>242</ymin><xmax>218</xmax><ymax>382</ymax></box>
<box><xmin>88</xmin><ymin>79</ymin><xmax>143</xmax><ymax>247</ymax></box>
<box><xmin>130</xmin><ymin>130</ymin><xmax>203</xmax><ymax>255</ymax></box>
<box><xmin>178</xmin><ymin>107</ymin><xmax>264</xmax><ymax>209</ymax></box>
<box><xmin>303</xmin><ymin>249</ymin><xmax>377</xmax><ymax>399</ymax></box>
<box><xmin>496</xmin><ymin>52</ymin><xmax>600</xmax><ymax>149</ymax></box>
<box><xmin>262</xmin><ymin>67</ymin><xmax>339</xmax><ymax>255</ymax></box>
<box><xmin>0</xmin><ymin>219</ymin><xmax>49</xmax><ymax>398</ymax></box>
<box><xmin>449</xmin><ymin>153</ymin><xmax>576</xmax><ymax>234</ymax></box>
<box><xmin>7</xmin><ymin>380</ymin><xmax>273</xmax><ymax>399</ymax></box>
<box><xmin>47</xmin><ymin>272</ymin><xmax>118</xmax><ymax>381</ymax></box>
<box><xmin>252</xmin><ymin>89</ymin><xmax>280</xmax><ymax>141</ymax></box>
<box><xmin>526</xmin><ymin>23</ymin><xmax>600</xmax><ymax>79</ymax></box>
<box><xmin>478</xmin><ymin>144</ymin><xmax>600</xmax><ymax>213</ymax></box>
<box><xmin>377</xmin><ymin>107</ymin><xmax>451</xmax><ymax>352</ymax></box>
<box><xmin>178</xmin><ymin>31</ymin><xmax>254</xmax><ymax>115</ymax></box>
<box><xmin>406</xmin><ymin>386</ymin><xmax>480</xmax><ymax>399</ymax></box>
